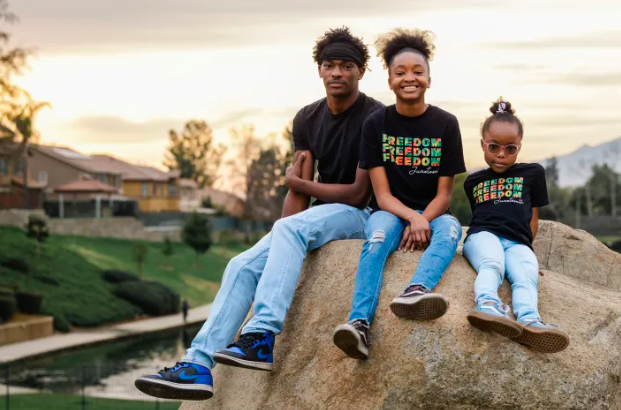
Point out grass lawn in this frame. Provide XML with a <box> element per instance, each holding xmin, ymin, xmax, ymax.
<box><xmin>3</xmin><ymin>393</ymin><xmax>180</xmax><ymax>410</ymax></box>
<box><xmin>0</xmin><ymin>226</ymin><xmax>250</xmax><ymax>328</ymax></box>
<box><xmin>51</xmin><ymin>234</ymin><xmax>251</xmax><ymax>308</ymax></box>
<box><xmin>595</xmin><ymin>235</ymin><xmax>621</xmax><ymax>246</ymax></box>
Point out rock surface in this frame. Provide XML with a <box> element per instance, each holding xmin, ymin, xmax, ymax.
<box><xmin>182</xmin><ymin>221</ymin><xmax>621</xmax><ymax>410</ymax></box>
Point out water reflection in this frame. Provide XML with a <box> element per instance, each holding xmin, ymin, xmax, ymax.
<box><xmin>5</xmin><ymin>324</ymin><xmax>201</xmax><ymax>399</ymax></box>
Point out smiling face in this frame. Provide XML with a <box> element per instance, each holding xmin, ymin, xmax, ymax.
<box><xmin>481</xmin><ymin>121</ymin><xmax>523</xmax><ymax>173</ymax></box>
<box><xmin>388</xmin><ymin>50</ymin><xmax>430</xmax><ymax>104</ymax></box>
<box><xmin>318</xmin><ymin>59</ymin><xmax>364</xmax><ymax>99</ymax></box>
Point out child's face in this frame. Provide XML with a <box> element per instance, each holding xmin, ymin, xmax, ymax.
<box><xmin>388</xmin><ymin>51</ymin><xmax>430</xmax><ymax>104</ymax></box>
<box><xmin>481</xmin><ymin>121</ymin><xmax>522</xmax><ymax>173</ymax></box>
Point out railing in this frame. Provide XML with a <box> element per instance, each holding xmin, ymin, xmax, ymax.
<box><xmin>1</xmin><ymin>364</ymin><xmax>181</xmax><ymax>410</ymax></box>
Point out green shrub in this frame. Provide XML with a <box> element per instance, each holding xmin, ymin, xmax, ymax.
<box><xmin>114</xmin><ymin>281</ymin><xmax>180</xmax><ymax>316</ymax></box>
<box><xmin>16</xmin><ymin>291</ymin><xmax>43</xmax><ymax>314</ymax></box>
<box><xmin>0</xmin><ymin>286</ymin><xmax>14</xmax><ymax>298</ymax></box>
<box><xmin>102</xmin><ymin>270</ymin><xmax>140</xmax><ymax>283</ymax></box>
<box><xmin>610</xmin><ymin>240</ymin><xmax>621</xmax><ymax>252</ymax></box>
<box><xmin>182</xmin><ymin>213</ymin><xmax>213</xmax><ymax>265</ymax></box>
<box><xmin>32</xmin><ymin>274</ymin><xmax>59</xmax><ymax>286</ymax></box>
<box><xmin>53</xmin><ymin>314</ymin><xmax>71</xmax><ymax>333</ymax></box>
<box><xmin>1</xmin><ymin>258</ymin><xmax>29</xmax><ymax>274</ymax></box>
<box><xmin>0</xmin><ymin>296</ymin><xmax>17</xmax><ymax>322</ymax></box>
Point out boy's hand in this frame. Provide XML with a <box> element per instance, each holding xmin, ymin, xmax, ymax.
<box><xmin>406</xmin><ymin>212</ymin><xmax>431</xmax><ymax>250</ymax></box>
<box><xmin>285</xmin><ymin>152</ymin><xmax>306</xmax><ymax>190</ymax></box>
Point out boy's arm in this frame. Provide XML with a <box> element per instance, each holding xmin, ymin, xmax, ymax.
<box><xmin>281</xmin><ymin>150</ymin><xmax>315</xmax><ymax>218</ymax></box>
<box><xmin>286</xmin><ymin>162</ymin><xmax>372</xmax><ymax>209</ymax></box>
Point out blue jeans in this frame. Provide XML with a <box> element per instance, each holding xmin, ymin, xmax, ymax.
<box><xmin>183</xmin><ymin>203</ymin><xmax>370</xmax><ymax>368</ymax></box>
<box><xmin>463</xmin><ymin>231</ymin><xmax>540</xmax><ymax>323</ymax></box>
<box><xmin>348</xmin><ymin>210</ymin><xmax>462</xmax><ymax>324</ymax></box>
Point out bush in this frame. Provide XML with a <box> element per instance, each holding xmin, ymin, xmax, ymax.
<box><xmin>0</xmin><ymin>286</ymin><xmax>15</xmax><ymax>298</ymax></box>
<box><xmin>114</xmin><ymin>281</ymin><xmax>180</xmax><ymax>317</ymax></box>
<box><xmin>33</xmin><ymin>274</ymin><xmax>59</xmax><ymax>286</ymax></box>
<box><xmin>182</xmin><ymin>212</ymin><xmax>213</xmax><ymax>262</ymax></box>
<box><xmin>16</xmin><ymin>291</ymin><xmax>43</xmax><ymax>314</ymax></box>
<box><xmin>102</xmin><ymin>269</ymin><xmax>140</xmax><ymax>284</ymax></box>
<box><xmin>1</xmin><ymin>258</ymin><xmax>29</xmax><ymax>274</ymax></box>
<box><xmin>610</xmin><ymin>240</ymin><xmax>621</xmax><ymax>252</ymax></box>
<box><xmin>0</xmin><ymin>296</ymin><xmax>17</xmax><ymax>322</ymax></box>
<box><xmin>54</xmin><ymin>314</ymin><xmax>71</xmax><ymax>333</ymax></box>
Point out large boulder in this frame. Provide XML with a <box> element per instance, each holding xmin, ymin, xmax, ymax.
<box><xmin>183</xmin><ymin>221</ymin><xmax>621</xmax><ymax>410</ymax></box>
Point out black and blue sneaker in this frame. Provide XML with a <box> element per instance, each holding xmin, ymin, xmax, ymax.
<box><xmin>213</xmin><ymin>331</ymin><xmax>274</xmax><ymax>371</ymax></box>
<box><xmin>134</xmin><ymin>362</ymin><xmax>213</xmax><ymax>401</ymax></box>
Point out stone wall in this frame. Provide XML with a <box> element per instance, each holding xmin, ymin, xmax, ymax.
<box><xmin>0</xmin><ymin>315</ymin><xmax>54</xmax><ymax>346</ymax></box>
<box><xmin>0</xmin><ymin>210</ymin><xmax>180</xmax><ymax>242</ymax></box>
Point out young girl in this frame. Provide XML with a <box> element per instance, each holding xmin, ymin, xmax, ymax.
<box><xmin>332</xmin><ymin>29</ymin><xmax>465</xmax><ymax>360</ymax></box>
<box><xmin>463</xmin><ymin>99</ymin><xmax>569</xmax><ymax>353</ymax></box>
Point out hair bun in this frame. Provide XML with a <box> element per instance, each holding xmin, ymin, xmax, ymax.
<box><xmin>489</xmin><ymin>98</ymin><xmax>515</xmax><ymax>115</ymax></box>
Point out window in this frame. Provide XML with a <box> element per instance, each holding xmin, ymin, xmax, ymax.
<box><xmin>14</xmin><ymin>158</ymin><xmax>25</xmax><ymax>175</ymax></box>
<box><xmin>0</xmin><ymin>158</ymin><xmax>7</xmax><ymax>175</ymax></box>
<box><xmin>38</xmin><ymin>172</ymin><xmax>48</xmax><ymax>184</ymax></box>
<box><xmin>169</xmin><ymin>182</ymin><xmax>176</xmax><ymax>197</ymax></box>
<box><xmin>142</xmin><ymin>182</ymin><xmax>149</xmax><ymax>198</ymax></box>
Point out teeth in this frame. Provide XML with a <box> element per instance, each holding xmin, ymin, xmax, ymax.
<box><xmin>403</xmin><ymin>86</ymin><xmax>419</xmax><ymax>90</ymax></box>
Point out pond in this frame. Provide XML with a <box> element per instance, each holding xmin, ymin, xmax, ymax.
<box><xmin>2</xmin><ymin>324</ymin><xmax>202</xmax><ymax>402</ymax></box>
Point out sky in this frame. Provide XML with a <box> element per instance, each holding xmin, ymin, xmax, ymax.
<box><xmin>7</xmin><ymin>0</ymin><xmax>621</xmax><ymax>177</ymax></box>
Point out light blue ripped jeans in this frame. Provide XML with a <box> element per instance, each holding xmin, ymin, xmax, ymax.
<box><xmin>348</xmin><ymin>210</ymin><xmax>462</xmax><ymax>324</ymax></box>
<box><xmin>463</xmin><ymin>231</ymin><xmax>540</xmax><ymax>323</ymax></box>
<box><xmin>184</xmin><ymin>203</ymin><xmax>370</xmax><ymax>369</ymax></box>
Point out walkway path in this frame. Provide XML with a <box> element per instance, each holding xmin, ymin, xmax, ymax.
<box><xmin>0</xmin><ymin>303</ymin><xmax>211</xmax><ymax>364</ymax></box>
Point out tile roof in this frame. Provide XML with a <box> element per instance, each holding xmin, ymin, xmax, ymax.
<box><xmin>54</xmin><ymin>179</ymin><xmax>119</xmax><ymax>193</ymax></box>
<box><xmin>32</xmin><ymin>145</ymin><xmax>123</xmax><ymax>175</ymax></box>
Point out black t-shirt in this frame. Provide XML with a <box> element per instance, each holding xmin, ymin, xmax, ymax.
<box><xmin>292</xmin><ymin>93</ymin><xmax>384</xmax><ymax>206</ymax></box>
<box><xmin>359</xmin><ymin>105</ymin><xmax>466</xmax><ymax>212</ymax></box>
<box><xmin>464</xmin><ymin>163</ymin><xmax>549</xmax><ymax>248</ymax></box>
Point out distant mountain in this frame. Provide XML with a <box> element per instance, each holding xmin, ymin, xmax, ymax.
<box><xmin>537</xmin><ymin>137</ymin><xmax>621</xmax><ymax>187</ymax></box>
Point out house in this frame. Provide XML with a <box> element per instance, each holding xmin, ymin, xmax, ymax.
<box><xmin>178</xmin><ymin>178</ymin><xmax>200</xmax><ymax>212</ymax></box>
<box><xmin>198</xmin><ymin>186</ymin><xmax>245</xmax><ymax>217</ymax></box>
<box><xmin>0</xmin><ymin>143</ymin><xmax>45</xmax><ymax>209</ymax></box>
<box><xmin>29</xmin><ymin>145</ymin><xmax>123</xmax><ymax>192</ymax></box>
<box><xmin>91</xmin><ymin>155</ymin><xmax>181</xmax><ymax>213</ymax></box>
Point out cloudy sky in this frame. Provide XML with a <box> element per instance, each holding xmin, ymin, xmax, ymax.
<box><xmin>8</xmin><ymin>0</ymin><xmax>621</xmax><ymax>173</ymax></box>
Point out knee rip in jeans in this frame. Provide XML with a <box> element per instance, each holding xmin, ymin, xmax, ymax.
<box><xmin>449</xmin><ymin>225</ymin><xmax>460</xmax><ymax>241</ymax></box>
<box><xmin>369</xmin><ymin>230</ymin><xmax>385</xmax><ymax>250</ymax></box>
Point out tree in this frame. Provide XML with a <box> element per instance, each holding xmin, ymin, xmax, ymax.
<box><xmin>164</xmin><ymin>120</ymin><xmax>226</xmax><ymax>187</ymax></box>
<box><xmin>161</xmin><ymin>236</ymin><xmax>174</xmax><ymax>270</ymax></box>
<box><xmin>540</xmin><ymin>157</ymin><xmax>572</xmax><ymax>221</ymax></box>
<box><xmin>24</xmin><ymin>214</ymin><xmax>49</xmax><ymax>260</ymax></box>
<box><xmin>133</xmin><ymin>242</ymin><xmax>147</xmax><ymax>279</ymax></box>
<box><xmin>0</xmin><ymin>1</ymin><xmax>50</xmax><ymax>207</ymax></box>
<box><xmin>245</xmin><ymin>126</ymin><xmax>295</xmax><ymax>223</ymax></box>
<box><xmin>450</xmin><ymin>172</ymin><xmax>472</xmax><ymax>225</ymax></box>
<box><xmin>182</xmin><ymin>212</ymin><xmax>213</xmax><ymax>267</ymax></box>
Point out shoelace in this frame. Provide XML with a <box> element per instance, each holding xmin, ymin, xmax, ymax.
<box><xmin>497</xmin><ymin>304</ymin><xmax>511</xmax><ymax>315</ymax></box>
<box><xmin>349</xmin><ymin>319</ymin><xmax>369</xmax><ymax>332</ymax></box>
<box><xmin>229</xmin><ymin>333</ymin><xmax>264</xmax><ymax>351</ymax></box>
<box><xmin>523</xmin><ymin>320</ymin><xmax>557</xmax><ymax>329</ymax></box>
<box><xmin>404</xmin><ymin>284</ymin><xmax>428</xmax><ymax>294</ymax></box>
<box><xmin>160</xmin><ymin>362</ymin><xmax>187</xmax><ymax>375</ymax></box>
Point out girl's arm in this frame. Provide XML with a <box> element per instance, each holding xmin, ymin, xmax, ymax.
<box><xmin>369</xmin><ymin>167</ymin><xmax>431</xmax><ymax>250</ymax></box>
<box><xmin>421</xmin><ymin>176</ymin><xmax>455</xmax><ymax>223</ymax></box>
<box><xmin>530</xmin><ymin>207</ymin><xmax>540</xmax><ymax>240</ymax></box>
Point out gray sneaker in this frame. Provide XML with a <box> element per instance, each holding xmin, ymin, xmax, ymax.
<box><xmin>512</xmin><ymin>321</ymin><xmax>569</xmax><ymax>353</ymax></box>
<box><xmin>333</xmin><ymin>319</ymin><xmax>370</xmax><ymax>360</ymax></box>
<box><xmin>390</xmin><ymin>285</ymin><xmax>449</xmax><ymax>320</ymax></box>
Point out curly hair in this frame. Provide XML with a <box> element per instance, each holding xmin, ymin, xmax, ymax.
<box><xmin>375</xmin><ymin>28</ymin><xmax>436</xmax><ymax>70</ymax></box>
<box><xmin>481</xmin><ymin>98</ymin><xmax>524</xmax><ymax>138</ymax></box>
<box><xmin>312</xmin><ymin>26</ymin><xmax>370</xmax><ymax>69</ymax></box>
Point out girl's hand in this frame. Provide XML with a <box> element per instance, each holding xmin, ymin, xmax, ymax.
<box><xmin>406</xmin><ymin>213</ymin><xmax>431</xmax><ymax>250</ymax></box>
<box><xmin>398</xmin><ymin>225</ymin><xmax>412</xmax><ymax>252</ymax></box>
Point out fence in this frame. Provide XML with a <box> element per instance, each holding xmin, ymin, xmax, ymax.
<box><xmin>1</xmin><ymin>363</ymin><xmax>181</xmax><ymax>410</ymax></box>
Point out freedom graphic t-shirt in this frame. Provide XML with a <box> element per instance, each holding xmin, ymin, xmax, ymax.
<box><xmin>292</xmin><ymin>93</ymin><xmax>384</xmax><ymax>206</ymax></box>
<box><xmin>464</xmin><ymin>163</ymin><xmax>549</xmax><ymax>247</ymax></box>
<box><xmin>359</xmin><ymin>105</ymin><xmax>466</xmax><ymax>212</ymax></box>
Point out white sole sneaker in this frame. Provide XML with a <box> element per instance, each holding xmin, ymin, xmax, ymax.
<box><xmin>390</xmin><ymin>293</ymin><xmax>449</xmax><ymax>320</ymax></box>
<box><xmin>333</xmin><ymin>324</ymin><xmax>369</xmax><ymax>360</ymax></box>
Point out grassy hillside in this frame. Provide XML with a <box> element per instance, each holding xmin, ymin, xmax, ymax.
<box><xmin>0</xmin><ymin>226</ymin><xmax>250</xmax><ymax>328</ymax></box>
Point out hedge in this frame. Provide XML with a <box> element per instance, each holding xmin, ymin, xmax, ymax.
<box><xmin>102</xmin><ymin>270</ymin><xmax>140</xmax><ymax>284</ymax></box>
<box><xmin>1</xmin><ymin>258</ymin><xmax>29</xmax><ymax>274</ymax></box>
<box><xmin>114</xmin><ymin>281</ymin><xmax>180</xmax><ymax>317</ymax></box>
<box><xmin>16</xmin><ymin>291</ymin><xmax>43</xmax><ymax>314</ymax></box>
<box><xmin>0</xmin><ymin>296</ymin><xmax>17</xmax><ymax>322</ymax></box>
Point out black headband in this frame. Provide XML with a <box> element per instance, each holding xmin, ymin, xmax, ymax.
<box><xmin>318</xmin><ymin>42</ymin><xmax>365</xmax><ymax>68</ymax></box>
